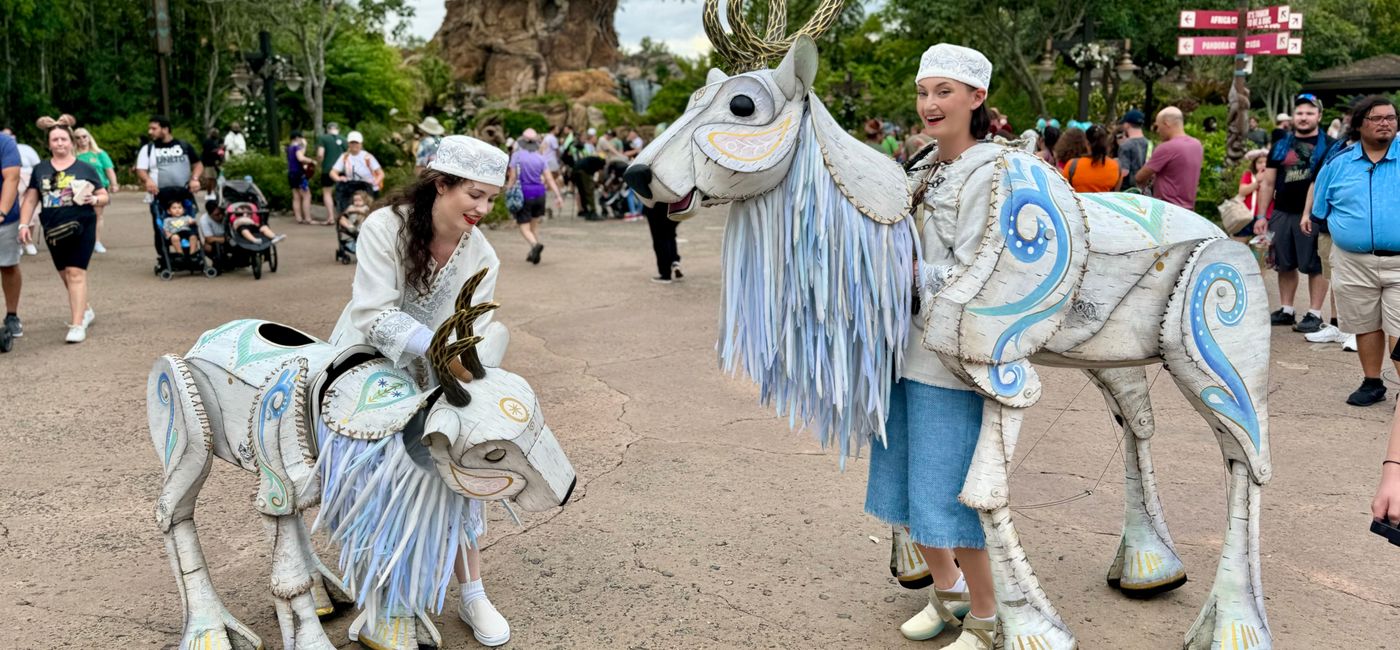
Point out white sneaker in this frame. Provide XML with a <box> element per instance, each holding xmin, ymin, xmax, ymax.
<box><xmin>23</xmin><ymin>243</ymin><xmax>37</xmax><ymax>256</ymax></box>
<box><xmin>65</xmin><ymin>324</ymin><xmax>86</xmax><ymax>343</ymax></box>
<box><xmin>82</xmin><ymin>306</ymin><xmax>95</xmax><ymax>328</ymax></box>
<box><xmin>93</xmin><ymin>241</ymin><xmax>107</xmax><ymax>254</ymax></box>
<box><xmin>1304</xmin><ymin>324</ymin><xmax>1347</xmax><ymax>344</ymax></box>
<box><xmin>1343</xmin><ymin>333</ymin><xmax>1358</xmax><ymax>352</ymax></box>
<box><xmin>458</xmin><ymin>597</ymin><xmax>510</xmax><ymax>646</ymax></box>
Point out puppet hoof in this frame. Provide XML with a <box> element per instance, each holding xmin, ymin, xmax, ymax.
<box><xmin>1106</xmin><ymin>535</ymin><xmax>1188</xmax><ymax>598</ymax></box>
<box><xmin>352</xmin><ymin>613</ymin><xmax>420</xmax><ymax>650</ymax></box>
<box><xmin>890</xmin><ymin>526</ymin><xmax>934</xmax><ymax>590</ymax></box>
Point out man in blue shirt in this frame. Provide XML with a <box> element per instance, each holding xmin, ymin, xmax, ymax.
<box><xmin>0</xmin><ymin>131</ymin><xmax>22</xmax><ymax>351</ymax></box>
<box><xmin>1311</xmin><ymin>96</ymin><xmax>1400</xmax><ymax>406</ymax></box>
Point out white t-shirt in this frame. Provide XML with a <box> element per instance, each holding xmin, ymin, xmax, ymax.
<box><xmin>197</xmin><ymin>213</ymin><xmax>226</xmax><ymax>238</ymax></box>
<box><xmin>333</xmin><ymin>151</ymin><xmax>382</xmax><ymax>188</ymax></box>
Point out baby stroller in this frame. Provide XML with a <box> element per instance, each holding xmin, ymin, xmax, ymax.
<box><xmin>596</xmin><ymin>159</ymin><xmax>632</xmax><ymax>219</ymax></box>
<box><xmin>211</xmin><ymin>177</ymin><xmax>279</xmax><ymax>280</ymax></box>
<box><xmin>151</xmin><ymin>188</ymin><xmax>215</xmax><ymax>281</ymax></box>
<box><xmin>334</xmin><ymin>180</ymin><xmax>375</xmax><ymax>265</ymax></box>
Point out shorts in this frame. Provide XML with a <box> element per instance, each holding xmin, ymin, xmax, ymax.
<box><xmin>865</xmin><ymin>379</ymin><xmax>987</xmax><ymax>549</ymax></box>
<box><xmin>1318</xmin><ymin>233</ymin><xmax>1334</xmax><ymax>279</ymax></box>
<box><xmin>289</xmin><ymin>174</ymin><xmax>308</xmax><ymax>191</ymax></box>
<box><xmin>42</xmin><ymin>216</ymin><xmax>96</xmax><ymax>271</ymax></box>
<box><xmin>0</xmin><ymin>221</ymin><xmax>21</xmax><ymax>267</ymax></box>
<box><xmin>1267</xmin><ymin>210</ymin><xmax>1321</xmax><ymax>274</ymax></box>
<box><xmin>514</xmin><ymin>196</ymin><xmax>546</xmax><ymax>224</ymax></box>
<box><xmin>1330</xmin><ymin>247</ymin><xmax>1400</xmax><ymax>337</ymax></box>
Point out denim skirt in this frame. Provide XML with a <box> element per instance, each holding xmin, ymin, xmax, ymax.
<box><xmin>864</xmin><ymin>378</ymin><xmax>986</xmax><ymax>549</ymax></box>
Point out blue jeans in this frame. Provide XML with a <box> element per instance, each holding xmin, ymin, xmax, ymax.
<box><xmin>865</xmin><ymin>379</ymin><xmax>986</xmax><ymax>549</ymax></box>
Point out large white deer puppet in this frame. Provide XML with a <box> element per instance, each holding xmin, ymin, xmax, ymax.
<box><xmin>624</xmin><ymin>2</ymin><xmax>1273</xmax><ymax>648</ymax></box>
<box><xmin>146</xmin><ymin>272</ymin><xmax>575</xmax><ymax>650</ymax></box>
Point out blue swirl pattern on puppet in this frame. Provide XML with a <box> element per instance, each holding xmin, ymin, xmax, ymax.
<box><xmin>1190</xmin><ymin>262</ymin><xmax>1260</xmax><ymax>448</ymax></box>
<box><xmin>971</xmin><ymin>159</ymin><xmax>1074</xmax><ymax>397</ymax></box>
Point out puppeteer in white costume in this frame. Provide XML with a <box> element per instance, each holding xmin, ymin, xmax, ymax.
<box><xmin>146</xmin><ymin>135</ymin><xmax>576</xmax><ymax>650</ymax></box>
<box><xmin>626</xmin><ymin>1</ymin><xmax>1276</xmax><ymax>648</ymax></box>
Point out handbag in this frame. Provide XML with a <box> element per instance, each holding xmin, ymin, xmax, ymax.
<box><xmin>1219</xmin><ymin>196</ymin><xmax>1253</xmax><ymax>235</ymax></box>
<box><xmin>504</xmin><ymin>164</ymin><xmax>524</xmax><ymax>213</ymax></box>
<box><xmin>44</xmin><ymin>220</ymin><xmax>81</xmax><ymax>248</ymax></box>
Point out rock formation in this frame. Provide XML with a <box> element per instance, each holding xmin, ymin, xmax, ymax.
<box><xmin>434</xmin><ymin>0</ymin><xmax>622</xmax><ymax>99</ymax></box>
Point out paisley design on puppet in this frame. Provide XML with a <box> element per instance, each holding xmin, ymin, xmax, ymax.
<box><xmin>1189</xmin><ymin>262</ymin><xmax>1260</xmax><ymax>448</ymax></box>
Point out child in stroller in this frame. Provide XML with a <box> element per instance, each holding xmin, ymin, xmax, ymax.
<box><xmin>161</xmin><ymin>199</ymin><xmax>198</xmax><ymax>255</ymax></box>
<box><xmin>335</xmin><ymin>190</ymin><xmax>371</xmax><ymax>264</ymax></box>
<box><xmin>227</xmin><ymin>202</ymin><xmax>285</xmax><ymax>247</ymax></box>
<box><xmin>152</xmin><ymin>187</ymin><xmax>213</xmax><ymax>279</ymax></box>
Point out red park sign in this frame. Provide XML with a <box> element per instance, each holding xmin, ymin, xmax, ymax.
<box><xmin>1177</xmin><ymin>32</ymin><xmax>1303</xmax><ymax>56</ymax></box>
<box><xmin>1179</xmin><ymin>6</ymin><xmax>1301</xmax><ymax>30</ymax></box>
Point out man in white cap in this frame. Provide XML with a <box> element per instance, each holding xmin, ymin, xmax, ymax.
<box><xmin>327</xmin><ymin>134</ymin><xmax>522</xmax><ymax>649</ymax></box>
<box><xmin>329</xmin><ymin>130</ymin><xmax>384</xmax><ymax>213</ymax></box>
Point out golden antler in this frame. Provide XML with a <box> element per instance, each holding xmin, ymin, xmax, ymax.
<box><xmin>428</xmin><ymin>268</ymin><xmax>499</xmax><ymax>407</ymax></box>
<box><xmin>703</xmin><ymin>0</ymin><xmax>844</xmax><ymax>72</ymax></box>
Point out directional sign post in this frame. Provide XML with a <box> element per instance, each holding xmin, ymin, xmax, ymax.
<box><xmin>1179</xmin><ymin>4</ymin><xmax>1306</xmax><ymax>166</ymax></box>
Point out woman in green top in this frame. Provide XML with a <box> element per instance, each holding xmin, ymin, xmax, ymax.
<box><xmin>73</xmin><ymin>128</ymin><xmax>117</xmax><ymax>254</ymax></box>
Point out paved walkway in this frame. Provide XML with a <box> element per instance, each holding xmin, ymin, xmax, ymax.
<box><xmin>1</xmin><ymin>193</ymin><xmax>1397</xmax><ymax>648</ymax></box>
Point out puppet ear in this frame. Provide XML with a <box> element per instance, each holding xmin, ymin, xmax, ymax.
<box><xmin>773</xmin><ymin>35</ymin><xmax>819</xmax><ymax>100</ymax></box>
<box><xmin>803</xmin><ymin>95</ymin><xmax>908</xmax><ymax>225</ymax></box>
<box><xmin>706</xmin><ymin>67</ymin><xmax>729</xmax><ymax>86</ymax></box>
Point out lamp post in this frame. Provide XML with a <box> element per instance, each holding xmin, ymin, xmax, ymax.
<box><xmin>226</xmin><ymin>31</ymin><xmax>303</xmax><ymax>155</ymax></box>
<box><xmin>1036</xmin><ymin>22</ymin><xmax>1136</xmax><ymax>124</ymax></box>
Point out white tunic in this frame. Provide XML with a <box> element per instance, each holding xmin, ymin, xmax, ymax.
<box><xmin>901</xmin><ymin>142</ymin><xmax>1001</xmax><ymax>390</ymax></box>
<box><xmin>330</xmin><ymin>205</ymin><xmax>501</xmax><ymax>385</ymax></box>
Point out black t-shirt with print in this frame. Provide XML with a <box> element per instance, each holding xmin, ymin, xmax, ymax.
<box><xmin>1266</xmin><ymin>133</ymin><xmax>1321</xmax><ymax>214</ymax></box>
<box><xmin>28</xmin><ymin>159</ymin><xmax>102</xmax><ymax>226</ymax></box>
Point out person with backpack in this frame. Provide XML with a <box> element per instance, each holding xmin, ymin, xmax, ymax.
<box><xmin>330</xmin><ymin>131</ymin><xmax>385</xmax><ymax>213</ymax></box>
<box><xmin>1251</xmin><ymin>94</ymin><xmax>1333</xmax><ymax>336</ymax></box>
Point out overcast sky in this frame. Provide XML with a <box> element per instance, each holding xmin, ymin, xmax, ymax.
<box><xmin>404</xmin><ymin>1</ymin><xmax>713</xmax><ymax>57</ymax></box>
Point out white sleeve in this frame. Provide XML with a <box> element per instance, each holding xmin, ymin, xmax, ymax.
<box><xmin>348</xmin><ymin>210</ymin><xmax>429</xmax><ymax>367</ymax></box>
<box><xmin>135</xmin><ymin>144</ymin><xmax>152</xmax><ymax>172</ymax></box>
<box><xmin>368</xmin><ymin>154</ymin><xmax>382</xmax><ymax>172</ymax></box>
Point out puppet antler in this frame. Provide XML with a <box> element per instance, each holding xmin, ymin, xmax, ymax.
<box><xmin>703</xmin><ymin>0</ymin><xmax>844</xmax><ymax>72</ymax></box>
<box><xmin>427</xmin><ymin>268</ymin><xmax>499</xmax><ymax>407</ymax></box>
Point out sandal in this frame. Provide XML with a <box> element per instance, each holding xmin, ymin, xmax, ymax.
<box><xmin>899</xmin><ymin>585</ymin><xmax>972</xmax><ymax>641</ymax></box>
<box><xmin>941</xmin><ymin>614</ymin><xmax>998</xmax><ymax>649</ymax></box>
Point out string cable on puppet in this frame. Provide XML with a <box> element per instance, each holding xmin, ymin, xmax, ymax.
<box><xmin>1008</xmin><ymin>365</ymin><xmax>1166</xmax><ymax>512</ymax></box>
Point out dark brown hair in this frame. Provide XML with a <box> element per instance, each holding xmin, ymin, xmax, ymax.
<box><xmin>1086</xmin><ymin>125</ymin><xmax>1110</xmax><ymax>164</ymax></box>
<box><xmin>383</xmin><ymin>170</ymin><xmax>467</xmax><ymax>296</ymax></box>
<box><xmin>1054</xmin><ymin>127</ymin><xmax>1089</xmax><ymax>165</ymax></box>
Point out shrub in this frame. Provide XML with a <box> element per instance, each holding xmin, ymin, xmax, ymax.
<box><xmin>223</xmin><ymin>152</ymin><xmax>291</xmax><ymax>212</ymax></box>
<box><xmin>1183</xmin><ymin>122</ymin><xmax>1230</xmax><ymax>220</ymax></box>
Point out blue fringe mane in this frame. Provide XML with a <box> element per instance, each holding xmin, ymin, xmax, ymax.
<box><xmin>718</xmin><ymin>110</ymin><xmax>914</xmax><ymax>459</ymax></box>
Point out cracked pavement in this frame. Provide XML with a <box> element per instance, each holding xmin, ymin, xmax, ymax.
<box><xmin>1</xmin><ymin>194</ymin><xmax>1398</xmax><ymax>648</ymax></box>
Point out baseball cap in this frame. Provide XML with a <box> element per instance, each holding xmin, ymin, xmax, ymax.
<box><xmin>1294</xmin><ymin>93</ymin><xmax>1322</xmax><ymax>110</ymax></box>
<box><xmin>1275</xmin><ymin>113</ymin><xmax>1291</xmax><ymax>122</ymax></box>
<box><xmin>1120</xmin><ymin>109</ymin><xmax>1145</xmax><ymax>126</ymax></box>
<box><xmin>347</xmin><ymin>131</ymin><xmax>364</xmax><ymax>143</ymax></box>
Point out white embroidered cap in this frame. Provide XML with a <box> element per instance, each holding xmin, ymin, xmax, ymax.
<box><xmin>428</xmin><ymin>135</ymin><xmax>508</xmax><ymax>187</ymax></box>
<box><xmin>916</xmin><ymin>43</ymin><xmax>992</xmax><ymax>91</ymax></box>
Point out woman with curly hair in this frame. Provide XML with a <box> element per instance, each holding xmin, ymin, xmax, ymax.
<box><xmin>327</xmin><ymin>135</ymin><xmax>514</xmax><ymax>647</ymax></box>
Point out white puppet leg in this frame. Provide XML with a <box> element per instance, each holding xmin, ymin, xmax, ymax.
<box><xmin>263</xmin><ymin>514</ymin><xmax>337</xmax><ymax>650</ymax></box>
<box><xmin>1184</xmin><ymin>461</ymin><xmax>1270</xmax><ymax>650</ymax></box>
<box><xmin>890</xmin><ymin>525</ymin><xmax>934</xmax><ymax>589</ymax></box>
<box><xmin>295</xmin><ymin>515</ymin><xmax>353</xmax><ymax>619</ymax></box>
<box><xmin>1159</xmin><ymin>239</ymin><xmax>1272</xmax><ymax>648</ymax></box>
<box><xmin>962</xmin><ymin>401</ymin><xmax>1078</xmax><ymax>650</ymax></box>
<box><xmin>149</xmin><ymin>356</ymin><xmax>262</xmax><ymax>650</ymax></box>
<box><xmin>1086</xmin><ymin>367</ymin><xmax>1189</xmax><ymax>597</ymax></box>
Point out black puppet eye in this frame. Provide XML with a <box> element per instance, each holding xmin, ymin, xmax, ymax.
<box><xmin>485</xmin><ymin>448</ymin><xmax>507</xmax><ymax>462</ymax></box>
<box><xmin>729</xmin><ymin>95</ymin><xmax>755</xmax><ymax>117</ymax></box>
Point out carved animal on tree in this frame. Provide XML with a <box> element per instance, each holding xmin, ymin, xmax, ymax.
<box><xmin>147</xmin><ymin>271</ymin><xmax>576</xmax><ymax>650</ymax></box>
<box><xmin>624</xmin><ymin>2</ymin><xmax>1274</xmax><ymax>648</ymax></box>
